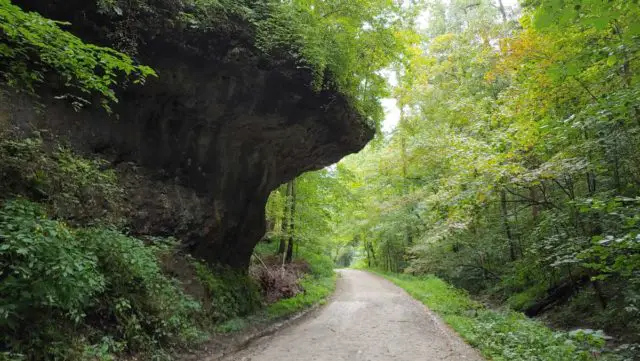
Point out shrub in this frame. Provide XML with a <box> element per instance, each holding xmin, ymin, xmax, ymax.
<box><xmin>0</xmin><ymin>200</ymin><xmax>204</xmax><ymax>359</ymax></box>
<box><xmin>79</xmin><ymin>228</ymin><xmax>204</xmax><ymax>352</ymax></box>
<box><xmin>299</xmin><ymin>250</ymin><xmax>334</xmax><ymax>278</ymax></box>
<box><xmin>0</xmin><ymin>200</ymin><xmax>105</xmax><ymax>356</ymax></box>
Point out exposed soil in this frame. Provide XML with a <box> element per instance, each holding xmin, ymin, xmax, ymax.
<box><xmin>221</xmin><ymin>269</ymin><xmax>484</xmax><ymax>361</ymax></box>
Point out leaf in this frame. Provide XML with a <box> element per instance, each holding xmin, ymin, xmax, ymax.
<box><xmin>16</xmin><ymin>248</ymin><xmax>29</xmax><ymax>255</ymax></box>
<box><xmin>589</xmin><ymin>17</ymin><xmax>610</xmax><ymax>31</ymax></box>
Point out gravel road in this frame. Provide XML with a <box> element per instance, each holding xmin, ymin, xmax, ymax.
<box><xmin>222</xmin><ymin>269</ymin><xmax>484</xmax><ymax>361</ymax></box>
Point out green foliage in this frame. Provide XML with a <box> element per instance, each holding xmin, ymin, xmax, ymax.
<box><xmin>213</xmin><ymin>237</ymin><xmax>337</xmax><ymax>334</ymax></box>
<box><xmin>0</xmin><ymin>0</ymin><xmax>155</xmax><ymax>111</ymax></box>
<box><xmin>299</xmin><ymin>250</ymin><xmax>335</xmax><ymax>279</ymax></box>
<box><xmin>0</xmin><ymin>200</ymin><xmax>105</xmax><ymax>324</ymax></box>
<box><xmin>379</xmin><ymin>272</ymin><xmax>620</xmax><ymax>361</ymax></box>
<box><xmin>506</xmin><ymin>283</ymin><xmax>547</xmax><ymax>311</ymax></box>
<box><xmin>192</xmin><ymin>262</ymin><xmax>262</xmax><ymax>323</ymax></box>
<box><xmin>0</xmin><ymin>200</ymin><xmax>204</xmax><ymax>359</ymax></box>
<box><xmin>0</xmin><ymin>135</ymin><xmax>124</xmax><ymax>225</ymax></box>
<box><xmin>323</xmin><ymin>0</ymin><xmax>640</xmax><ymax>352</ymax></box>
<box><xmin>264</xmin><ymin>168</ymin><xmax>365</xmax><ymax>271</ymax></box>
<box><xmin>80</xmin><ymin>228</ymin><xmax>205</xmax><ymax>352</ymax></box>
<box><xmin>255</xmin><ymin>0</ymin><xmax>419</xmax><ymax>125</ymax></box>
<box><xmin>213</xmin><ymin>317</ymin><xmax>248</xmax><ymax>334</ymax></box>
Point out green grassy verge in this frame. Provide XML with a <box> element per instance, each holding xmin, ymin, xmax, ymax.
<box><xmin>374</xmin><ymin>272</ymin><xmax>621</xmax><ymax>361</ymax></box>
<box><xmin>215</xmin><ymin>273</ymin><xmax>336</xmax><ymax>334</ymax></box>
<box><xmin>267</xmin><ymin>274</ymin><xmax>336</xmax><ymax>318</ymax></box>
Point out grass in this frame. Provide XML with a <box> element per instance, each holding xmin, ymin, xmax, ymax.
<box><xmin>214</xmin><ymin>273</ymin><xmax>336</xmax><ymax>334</ymax></box>
<box><xmin>267</xmin><ymin>274</ymin><xmax>336</xmax><ymax>318</ymax></box>
<box><xmin>374</xmin><ymin>271</ymin><xmax>622</xmax><ymax>361</ymax></box>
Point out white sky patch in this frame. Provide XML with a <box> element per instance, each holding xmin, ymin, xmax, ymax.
<box><xmin>381</xmin><ymin>98</ymin><xmax>401</xmax><ymax>134</ymax></box>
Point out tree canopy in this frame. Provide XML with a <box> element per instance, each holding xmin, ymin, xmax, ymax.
<box><xmin>276</xmin><ymin>0</ymin><xmax>640</xmax><ymax>357</ymax></box>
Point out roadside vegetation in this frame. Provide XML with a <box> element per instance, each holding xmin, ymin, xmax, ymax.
<box><xmin>376</xmin><ymin>272</ymin><xmax>632</xmax><ymax>361</ymax></box>
<box><xmin>274</xmin><ymin>0</ymin><xmax>639</xmax><ymax>359</ymax></box>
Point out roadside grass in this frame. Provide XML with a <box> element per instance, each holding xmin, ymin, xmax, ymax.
<box><xmin>214</xmin><ymin>274</ymin><xmax>335</xmax><ymax>334</ymax></box>
<box><xmin>215</xmin><ymin>270</ymin><xmax>336</xmax><ymax>334</ymax></box>
<box><xmin>266</xmin><ymin>274</ymin><xmax>336</xmax><ymax>318</ymax></box>
<box><xmin>374</xmin><ymin>271</ymin><xmax>623</xmax><ymax>361</ymax></box>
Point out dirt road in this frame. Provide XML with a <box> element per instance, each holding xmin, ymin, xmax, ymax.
<box><xmin>223</xmin><ymin>269</ymin><xmax>484</xmax><ymax>361</ymax></box>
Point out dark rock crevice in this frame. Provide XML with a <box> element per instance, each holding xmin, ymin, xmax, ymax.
<box><xmin>4</xmin><ymin>1</ymin><xmax>374</xmax><ymax>269</ymax></box>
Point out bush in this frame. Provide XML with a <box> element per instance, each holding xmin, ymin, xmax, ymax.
<box><xmin>0</xmin><ymin>200</ymin><xmax>204</xmax><ymax>359</ymax></box>
<box><xmin>80</xmin><ymin>228</ymin><xmax>204</xmax><ymax>352</ymax></box>
<box><xmin>0</xmin><ymin>200</ymin><xmax>105</xmax><ymax>357</ymax></box>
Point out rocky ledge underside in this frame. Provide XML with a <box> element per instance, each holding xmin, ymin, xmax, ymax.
<box><xmin>5</xmin><ymin>0</ymin><xmax>374</xmax><ymax>269</ymax></box>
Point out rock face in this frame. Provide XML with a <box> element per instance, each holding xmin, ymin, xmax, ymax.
<box><xmin>6</xmin><ymin>1</ymin><xmax>374</xmax><ymax>269</ymax></box>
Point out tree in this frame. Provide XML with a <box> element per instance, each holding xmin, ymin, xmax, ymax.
<box><xmin>325</xmin><ymin>0</ymin><xmax>640</xmax><ymax>342</ymax></box>
<box><xmin>0</xmin><ymin>0</ymin><xmax>155</xmax><ymax>111</ymax></box>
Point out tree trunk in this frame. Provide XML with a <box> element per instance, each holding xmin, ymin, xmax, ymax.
<box><xmin>500</xmin><ymin>189</ymin><xmax>517</xmax><ymax>261</ymax></box>
<box><xmin>529</xmin><ymin>187</ymin><xmax>539</xmax><ymax>220</ymax></box>
<box><xmin>400</xmin><ymin>114</ymin><xmax>413</xmax><ymax>247</ymax></box>
<box><xmin>497</xmin><ymin>0</ymin><xmax>507</xmax><ymax>23</ymax></box>
<box><xmin>279</xmin><ymin>181</ymin><xmax>294</xmax><ymax>254</ymax></box>
<box><xmin>591</xmin><ymin>280</ymin><xmax>608</xmax><ymax>309</ymax></box>
<box><xmin>367</xmin><ymin>239</ymin><xmax>377</xmax><ymax>267</ymax></box>
<box><xmin>285</xmin><ymin>179</ymin><xmax>296</xmax><ymax>263</ymax></box>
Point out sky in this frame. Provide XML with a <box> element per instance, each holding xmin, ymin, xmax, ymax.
<box><xmin>381</xmin><ymin>0</ymin><xmax>520</xmax><ymax>134</ymax></box>
<box><xmin>381</xmin><ymin>98</ymin><xmax>401</xmax><ymax>133</ymax></box>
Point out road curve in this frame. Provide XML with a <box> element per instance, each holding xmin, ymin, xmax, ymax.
<box><xmin>223</xmin><ymin>269</ymin><xmax>484</xmax><ymax>361</ymax></box>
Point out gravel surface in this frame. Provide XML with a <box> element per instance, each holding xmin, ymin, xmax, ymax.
<box><xmin>221</xmin><ymin>269</ymin><xmax>484</xmax><ymax>361</ymax></box>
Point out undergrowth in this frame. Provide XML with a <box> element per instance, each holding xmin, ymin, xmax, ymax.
<box><xmin>375</xmin><ymin>272</ymin><xmax>630</xmax><ymax>361</ymax></box>
<box><xmin>0</xmin><ymin>199</ymin><xmax>284</xmax><ymax>360</ymax></box>
<box><xmin>215</xmin><ymin>249</ymin><xmax>336</xmax><ymax>334</ymax></box>
<box><xmin>0</xmin><ymin>200</ymin><xmax>205</xmax><ymax>360</ymax></box>
<box><xmin>192</xmin><ymin>262</ymin><xmax>262</xmax><ymax>324</ymax></box>
<box><xmin>266</xmin><ymin>274</ymin><xmax>335</xmax><ymax>319</ymax></box>
<box><xmin>0</xmin><ymin>135</ymin><xmax>124</xmax><ymax>225</ymax></box>
<box><xmin>266</xmin><ymin>249</ymin><xmax>336</xmax><ymax>318</ymax></box>
<box><xmin>214</xmin><ymin>273</ymin><xmax>336</xmax><ymax>335</ymax></box>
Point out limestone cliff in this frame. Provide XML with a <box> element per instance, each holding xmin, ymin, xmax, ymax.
<box><xmin>5</xmin><ymin>0</ymin><xmax>374</xmax><ymax>269</ymax></box>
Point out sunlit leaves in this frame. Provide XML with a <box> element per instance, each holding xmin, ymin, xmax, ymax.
<box><xmin>255</xmin><ymin>0</ymin><xmax>422</xmax><ymax>126</ymax></box>
<box><xmin>0</xmin><ymin>0</ymin><xmax>156</xmax><ymax>111</ymax></box>
<box><xmin>328</xmin><ymin>0</ymin><xmax>640</xmax><ymax>343</ymax></box>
